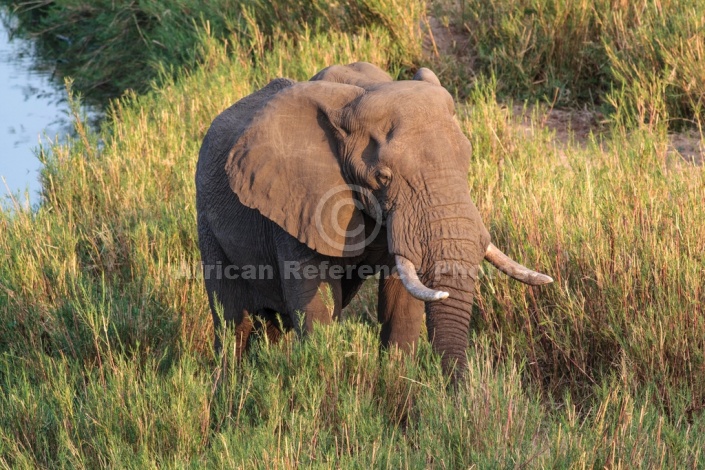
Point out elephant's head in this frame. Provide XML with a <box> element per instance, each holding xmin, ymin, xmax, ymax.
<box><xmin>226</xmin><ymin>62</ymin><xmax>552</xmax><ymax>376</ymax></box>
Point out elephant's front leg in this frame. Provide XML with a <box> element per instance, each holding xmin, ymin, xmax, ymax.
<box><xmin>378</xmin><ymin>256</ymin><xmax>425</xmax><ymax>353</ymax></box>
<box><xmin>274</xmin><ymin>228</ymin><xmax>345</xmax><ymax>333</ymax></box>
<box><xmin>279</xmin><ymin>257</ymin><xmax>343</xmax><ymax>334</ymax></box>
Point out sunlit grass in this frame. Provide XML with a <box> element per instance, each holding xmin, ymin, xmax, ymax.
<box><xmin>1</xmin><ymin>0</ymin><xmax>705</xmax><ymax>467</ymax></box>
<box><xmin>461</xmin><ymin>82</ymin><xmax>705</xmax><ymax>410</ymax></box>
<box><xmin>434</xmin><ymin>0</ymin><xmax>705</xmax><ymax>127</ymax></box>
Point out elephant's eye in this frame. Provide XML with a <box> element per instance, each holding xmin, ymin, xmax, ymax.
<box><xmin>375</xmin><ymin>167</ymin><xmax>392</xmax><ymax>187</ymax></box>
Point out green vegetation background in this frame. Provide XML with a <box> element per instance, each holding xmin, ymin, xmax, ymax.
<box><xmin>1</xmin><ymin>0</ymin><xmax>704</xmax><ymax>467</ymax></box>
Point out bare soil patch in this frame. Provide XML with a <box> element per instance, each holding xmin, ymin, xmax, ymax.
<box><xmin>422</xmin><ymin>16</ymin><xmax>469</xmax><ymax>61</ymax></box>
<box><xmin>669</xmin><ymin>131</ymin><xmax>704</xmax><ymax>165</ymax></box>
<box><xmin>512</xmin><ymin>104</ymin><xmax>607</xmax><ymax>147</ymax></box>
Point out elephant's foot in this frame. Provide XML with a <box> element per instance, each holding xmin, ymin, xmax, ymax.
<box><xmin>249</xmin><ymin>308</ymin><xmax>288</xmax><ymax>347</ymax></box>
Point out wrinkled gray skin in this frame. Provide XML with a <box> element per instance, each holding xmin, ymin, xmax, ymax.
<box><xmin>196</xmin><ymin>62</ymin><xmax>545</xmax><ymax>378</ymax></box>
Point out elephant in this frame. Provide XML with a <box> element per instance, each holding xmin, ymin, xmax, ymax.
<box><xmin>196</xmin><ymin>62</ymin><xmax>552</xmax><ymax>378</ymax></box>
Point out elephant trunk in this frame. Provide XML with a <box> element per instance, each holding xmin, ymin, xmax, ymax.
<box><xmin>393</xmin><ymin>243</ymin><xmax>478</xmax><ymax>378</ymax></box>
<box><xmin>389</xmin><ymin>190</ymin><xmax>489</xmax><ymax>378</ymax></box>
<box><xmin>387</xmin><ymin>173</ymin><xmax>553</xmax><ymax>378</ymax></box>
<box><xmin>420</xmin><ymin>221</ymin><xmax>483</xmax><ymax>378</ymax></box>
<box><xmin>424</xmin><ymin>272</ymin><xmax>477</xmax><ymax>378</ymax></box>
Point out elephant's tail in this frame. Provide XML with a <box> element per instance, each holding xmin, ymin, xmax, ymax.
<box><xmin>484</xmin><ymin>243</ymin><xmax>553</xmax><ymax>286</ymax></box>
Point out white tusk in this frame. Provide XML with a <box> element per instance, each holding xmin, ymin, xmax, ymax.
<box><xmin>484</xmin><ymin>243</ymin><xmax>553</xmax><ymax>286</ymax></box>
<box><xmin>394</xmin><ymin>255</ymin><xmax>449</xmax><ymax>301</ymax></box>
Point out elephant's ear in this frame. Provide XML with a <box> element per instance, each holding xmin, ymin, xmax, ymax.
<box><xmin>226</xmin><ymin>81</ymin><xmax>367</xmax><ymax>257</ymax></box>
<box><xmin>413</xmin><ymin>67</ymin><xmax>441</xmax><ymax>86</ymax></box>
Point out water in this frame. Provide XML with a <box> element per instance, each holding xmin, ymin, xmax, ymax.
<box><xmin>0</xmin><ymin>8</ymin><xmax>99</xmax><ymax>208</ymax></box>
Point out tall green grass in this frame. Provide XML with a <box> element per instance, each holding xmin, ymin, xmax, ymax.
<box><xmin>463</xmin><ymin>80</ymin><xmax>705</xmax><ymax>411</ymax></box>
<box><xmin>435</xmin><ymin>0</ymin><xmax>705</xmax><ymax>127</ymax></box>
<box><xmin>1</xmin><ymin>0</ymin><xmax>705</xmax><ymax>467</ymax></box>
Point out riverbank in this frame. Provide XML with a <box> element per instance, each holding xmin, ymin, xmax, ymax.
<box><xmin>1</xmin><ymin>1</ymin><xmax>704</xmax><ymax>467</ymax></box>
<box><xmin>2</xmin><ymin>0</ymin><xmax>424</xmax><ymax>107</ymax></box>
<box><xmin>0</xmin><ymin>6</ymin><xmax>102</xmax><ymax>205</ymax></box>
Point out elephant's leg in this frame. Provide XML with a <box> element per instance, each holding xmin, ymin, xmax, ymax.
<box><xmin>377</xmin><ymin>258</ymin><xmax>425</xmax><ymax>353</ymax></box>
<box><xmin>228</xmin><ymin>311</ymin><xmax>255</xmax><ymax>360</ymax></box>
<box><xmin>199</xmin><ymin>223</ymin><xmax>253</xmax><ymax>358</ymax></box>
<box><xmin>204</xmin><ymin>274</ymin><xmax>254</xmax><ymax>360</ymax></box>
<box><xmin>249</xmin><ymin>308</ymin><xmax>289</xmax><ymax>346</ymax></box>
<box><xmin>274</xmin><ymin>230</ymin><xmax>343</xmax><ymax>334</ymax></box>
<box><xmin>280</xmin><ymin>261</ymin><xmax>343</xmax><ymax>334</ymax></box>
